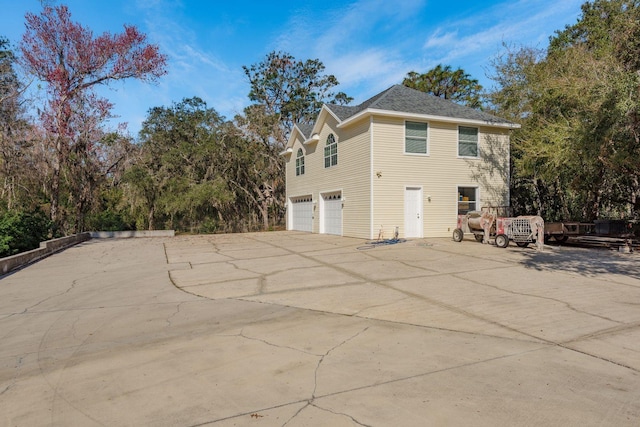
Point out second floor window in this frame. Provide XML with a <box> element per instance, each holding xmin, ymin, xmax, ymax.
<box><xmin>458</xmin><ymin>126</ymin><xmax>479</xmax><ymax>157</ymax></box>
<box><xmin>296</xmin><ymin>148</ymin><xmax>305</xmax><ymax>176</ymax></box>
<box><xmin>405</xmin><ymin>121</ymin><xmax>428</xmax><ymax>154</ymax></box>
<box><xmin>324</xmin><ymin>134</ymin><xmax>337</xmax><ymax>168</ymax></box>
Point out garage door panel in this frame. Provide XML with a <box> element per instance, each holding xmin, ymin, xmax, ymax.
<box><xmin>322</xmin><ymin>193</ymin><xmax>342</xmax><ymax>236</ymax></box>
<box><xmin>291</xmin><ymin>197</ymin><xmax>313</xmax><ymax>232</ymax></box>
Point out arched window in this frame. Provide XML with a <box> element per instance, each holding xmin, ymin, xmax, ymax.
<box><xmin>296</xmin><ymin>148</ymin><xmax>305</xmax><ymax>176</ymax></box>
<box><xmin>324</xmin><ymin>134</ymin><xmax>337</xmax><ymax>168</ymax></box>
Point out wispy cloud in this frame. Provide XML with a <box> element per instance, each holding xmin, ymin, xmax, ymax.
<box><xmin>123</xmin><ymin>0</ymin><xmax>246</xmax><ymax>122</ymax></box>
<box><xmin>274</xmin><ymin>0</ymin><xmax>426</xmax><ymax>102</ymax></box>
<box><xmin>424</xmin><ymin>30</ymin><xmax>460</xmax><ymax>49</ymax></box>
<box><xmin>421</xmin><ymin>0</ymin><xmax>583</xmax><ymax>66</ymax></box>
<box><xmin>104</xmin><ymin>0</ymin><xmax>584</xmax><ymax>130</ymax></box>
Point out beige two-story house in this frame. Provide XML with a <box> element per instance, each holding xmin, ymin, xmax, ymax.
<box><xmin>282</xmin><ymin>84</ymin><xmax>519</xmax><ymax>239</ymax></box>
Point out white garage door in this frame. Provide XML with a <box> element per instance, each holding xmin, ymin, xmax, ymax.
<box><xmin>291</xmin><ymin>196</ymin><xmax>313</xmax><ymax>232</ymax></box>
<box><xmin>322</xmin><ymin>192</ymin><xmax>342</xmax><ymax>235</ymax></box>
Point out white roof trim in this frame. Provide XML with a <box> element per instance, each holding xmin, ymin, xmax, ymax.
<box><xmin>337</xmin><ymin>108</ymin><xmax>521</xmax><ymax>130</ymax></box>
<box><xmin>304</xmin><ymin>134</ymin><xmax>320</xmax><ymax>145</ymax></box>
<box><xmin>279</xmin><ymin>147</ymin><xmax>293</xmax><ymax>156</ymax></box>
<box><xmin>309</xmin><ymin>105</ymin><xmax>342</xmax><ymax>136</ymax></box>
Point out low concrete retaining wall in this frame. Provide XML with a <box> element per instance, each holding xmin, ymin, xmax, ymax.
<box><xmin>1</xmin><ymin>230</ymin><xmax>175</xmax><ymax>275</ymax></box>
<box><xmin>1</xmin><ymin>232</ymin><xmax>91</xmax><ymax>275</ymax></box>
<box><xmin>89</xmin><ymin>230</ymin><xmax>175</xmax><ymax>238</ymax></box>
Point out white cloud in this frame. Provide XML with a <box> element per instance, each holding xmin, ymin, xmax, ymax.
<box><xmin>272</xmin><ymin>0</ymin><xmax>427</xmax><ymax>102</ymax></box>
<box><xmin>421</xmin><ymin>0</ymin><xmax>583</xmax><ymax>64</ymax></box>
<box><xmin>424</xmin><ymin>30</ymin><xmax>460</xmax><ymax>49</ymax></box>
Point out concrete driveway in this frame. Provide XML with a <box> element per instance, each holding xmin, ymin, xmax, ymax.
<box><xmin>1</xmin><ymin>231</ymin><xmax>639</xmax><ymax>426</ymax></box>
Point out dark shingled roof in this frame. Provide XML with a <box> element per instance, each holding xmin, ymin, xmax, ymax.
<box><xmin>325</xmin><ymin>84</ymin><xmax>513</xmax><ymax>126</ymax></box>
<box><xmin>295</xmin><ymin>122</ymin><xmax>314</xmax><ymax>139</ymax></box>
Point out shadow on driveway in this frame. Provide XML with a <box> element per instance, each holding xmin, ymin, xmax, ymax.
<box><xmin>518</xmin><ymin>246</ymin><xmax>640</xmax><ymax>280</ymax></box>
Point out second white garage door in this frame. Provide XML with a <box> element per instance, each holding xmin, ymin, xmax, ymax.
<box><xmin>321</xmin><ymin>192</ymin><xmax>342</xmax><ymax>235</ymax></box>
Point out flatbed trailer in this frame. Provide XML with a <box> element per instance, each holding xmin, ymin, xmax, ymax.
<box><xmin>544</xmin><ymin>220</ymin><xmax>637</xmax><ymax>251</ymax></box>
<box><xmin>544</xmin><ymin>221</ymin><xmax>593</xmax><ymax>243</ymax></box>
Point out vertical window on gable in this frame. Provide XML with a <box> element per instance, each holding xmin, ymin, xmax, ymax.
<box><xmin>458</xmin><ymin>126</ymin><xmax>479</xmax><ymax>157</ymax></box>
<box><xmin>324</xmin><ymin>134</ymin><xmax>337</xmax><ymax>168</ymax></box>
<box><xmin>405</xmin><ymin>121</ymin><xmax>428</xmax><ymax>154</ymax></box>
<box><xmin>296</xmin><ymin>148</ymin><xmax>305</xmax><ymax>176</ymax></box>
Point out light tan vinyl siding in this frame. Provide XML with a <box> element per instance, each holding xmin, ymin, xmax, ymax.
<box><xmin>371</xmin><ymin>116</ymin><xmax>509</xmax><ymax>238</ymax></box>
<box><xmin>285</xmin><ymin>116</ymin><xmax>372</xmax><ymax>238</ymax></box>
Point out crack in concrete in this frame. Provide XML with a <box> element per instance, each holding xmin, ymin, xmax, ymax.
<box><xmin>239</xmin><ymin>235</ymin><xmax>640</xmax><ymax>376</ymax></box>
<box><xmin>240</xmin><ymin>236</ymin><xmax>522</xmax><ymax>339</ymax></box>
<box><xmin>186</xmin><ymin>400</ymin><xmax>309</xmax><ymax>426</ymax></box>
<box><xmin>166</xmin><ymin>302</ymin><xmax>184</xmax><ymax>327</ymax></box>
<box><xmin>237</xmin><ymin>329</ymin><xmax>320</xmax><ymax>357</ymax></box>
<box><xmin>40</xmin><ymin>309</ymin><xmax>115</xmax><ymax>427</ymax></box>
<box><xmin>192</xmin><ymin>340</ymin><xmax>553</xmax><ymax>426</ymax></box>
<box><xmin>282</xmin><ymin>326</ymin><xmax>371</xmax><ymax>426</ymax></box>
<box><xmin>351</xmin><ymin>296</ymin><xmax>412</xmax><ymax>317</ymax></box>
<box><xmin>566</xmin><ymin>321</ymin><xmax>640</xmax><ymax>343</ymax></box>
<box><xmin>168</xmin><ymin>234</ymin><xmax>640</xmax><ymax>417</ymax></box>
<box><xmin>452</xmin><ymin>272</ymin><xmax>625</xmax><ymax>325</ymax></box>
<box><xmin>309</xmin><ymin>402</ymin><xmax>372</xmax><ymax>426</ymax></box>
<box><xmin>1</xmin><ymin>276</ymin><xmax>94</xmax><ymax>352</ymax></box>
<box><xmin>558</xmin><ymin>343</ymin><xmax>640</xmax><ymax>373</ymax></box>
<box><xmin>21</xmin><ymin>277</ymin><xmax>80</xmax><ymax>314</ymax></box>
<box><xmin>309</xmin><ymin>345</ymin><xmax>553</xmax><ymax>409</ymax></box>
<box><xmin>0</xmin><ymin>355</ymin><xmax>24</xmax><ymax>397</ymax></box>
<box><xmin>312</xmin><ymin>326</ymin><xmax>371</xmax><ymax>398</ymax></box>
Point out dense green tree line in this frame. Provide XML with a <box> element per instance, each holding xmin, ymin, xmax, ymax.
<box><xmin>488</xmin><ymin>0</ymin><xmax>640</xmax><ymax>221</ymax></box>
<box><xmin>1</xmin><ymin>1</ymin><xmax>638</xmax><ymax>256</ymax></box>
<box><xmin>0</xmin><ymin>5</ymin><xmax>350</xmax><ymax>255</ymax></box>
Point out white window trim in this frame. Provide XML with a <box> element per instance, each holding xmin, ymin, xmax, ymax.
<box><xmin>324</xmin><ymin>133</ymin><xmax>338</xmax><ymax>168</ymax></box>
<box><xmin>457</xmin><ymin>125</ymin><xmax>480</xmax><ymax>159</ymax></box>
<box><xmin>404</xmin><ymin>120</ymin><xmax>430</xmax><ymax>156</ymax></box>
<box><xmin>295</xmin><ymin>148</ymin><xmax>305</xmax><ymax>176</ymax></box>
<box><xmin>456</xmin><ymin>185</ymin><xmax>480</xmax><ymax>215</ymax></box>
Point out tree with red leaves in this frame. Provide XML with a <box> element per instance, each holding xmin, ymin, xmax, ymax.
<box><xmin>20</xmin><ymin>4</ymin><xmax>167</xmax><ymax>233</ymax></box>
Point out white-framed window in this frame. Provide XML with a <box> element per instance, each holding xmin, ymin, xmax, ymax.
<box><xmin>295</xmin><ymin>148</ymin><xmax>305</xmax><ymax>176</ymax></box>
<box><xmin>324</xmin><ymin>134</ymin><xmax>337</xmax><ymax>168</ymax></box>
<box><xmin>405</xmin><ymin>121</ymin><xmax>428</xmax><ymax>154</ymax></box>
<box><xmin>457</xmin><ymin>187</ymin><xmax>478</xmax><ymax>214</ymax></box>
<box><xmin>458</xmin><ymin>126</ymin><xmax>479</xmax><ymax>157</ymax></box>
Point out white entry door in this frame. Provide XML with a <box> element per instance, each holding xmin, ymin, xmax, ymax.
<box><xmin>404</xmin><ymin>187</ymin><xmax>423</xmax><ymax>238</ymax></box>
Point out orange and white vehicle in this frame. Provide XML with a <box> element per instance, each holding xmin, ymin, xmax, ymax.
<box><xmin>453</xmin><ymin>209</ymin><xmax>544</xmax><ymax>251</ymax></box>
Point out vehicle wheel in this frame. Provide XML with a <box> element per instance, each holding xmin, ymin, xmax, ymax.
<box><xmin>452</xmin><ymin>228</ymin><xmax>464</xmax><ymax>242</ymax></box>
<box><xmin>554</xmin><ymin>235</ymin><xmax>569</xmax><ymax>243</ymax></box>
<box><xmin>495</xmin><ymin>234</ymin><xmax>509</xmax><ymax>248</ymax></box>
<box><xmin>474</xmin><ymin>234</ymin><xmax>484</xmax><ymax>242</ymax></box>
<box><xmin>516</xmin><ymin>241</ymin><xmax>529</xmax><ymax>248</ymax></box>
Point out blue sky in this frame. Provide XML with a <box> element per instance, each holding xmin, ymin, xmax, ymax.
<box><xmin>2</xmin><ymin>0</ymin><xmax>584</xmax><ymax>136</ymax></box>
